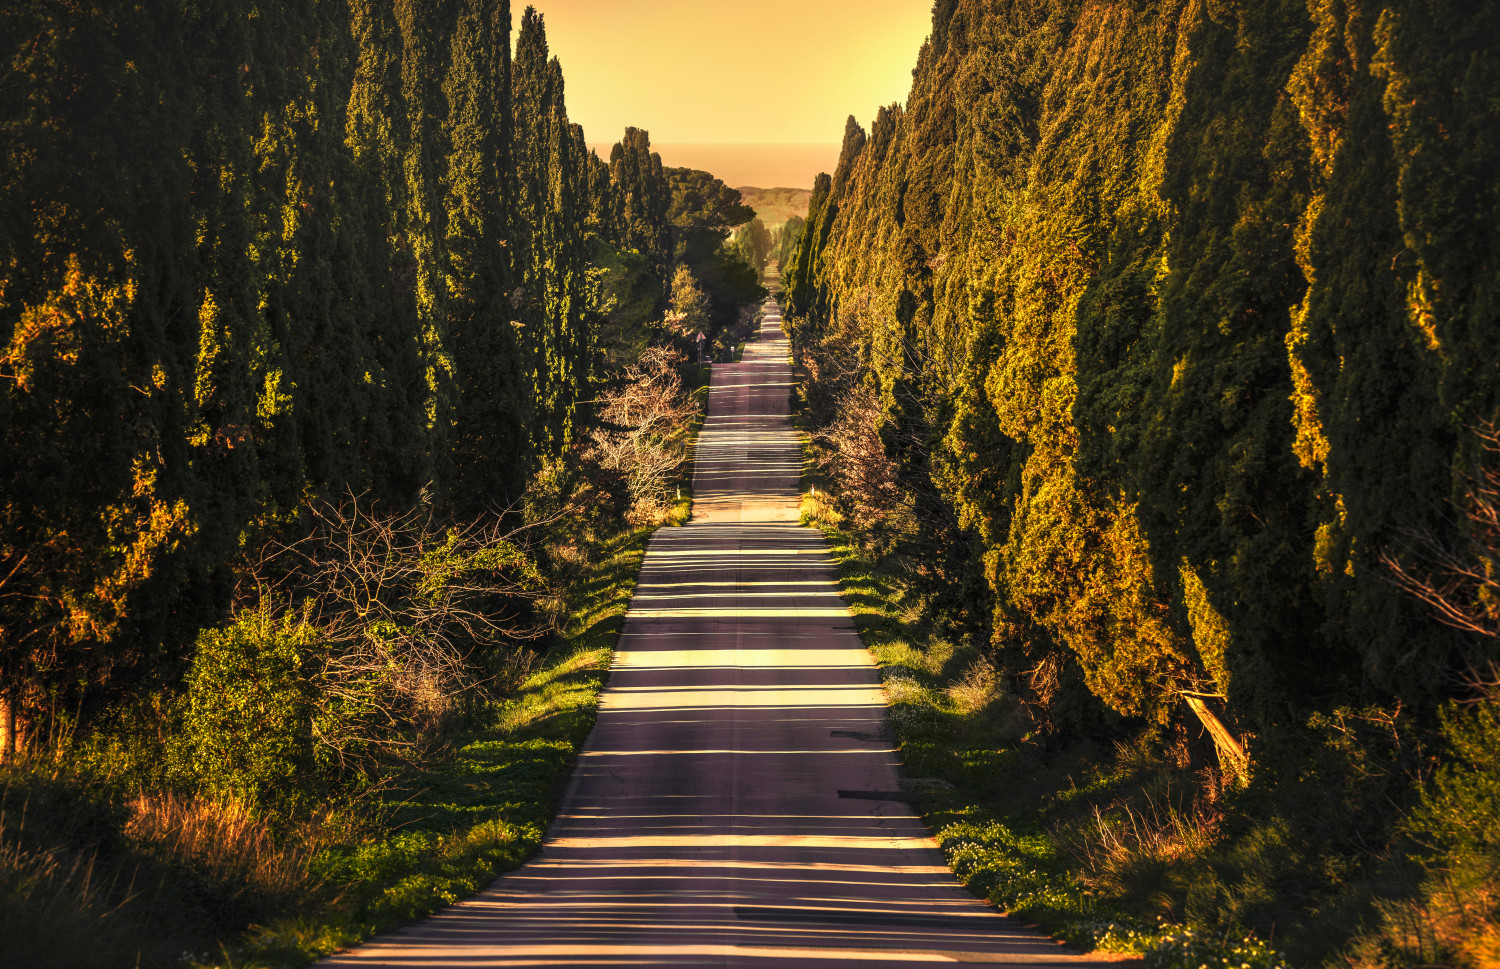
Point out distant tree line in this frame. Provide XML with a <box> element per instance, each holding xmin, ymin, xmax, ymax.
<box><xmin>774</xmin><ymin>216</ymin><xmax>805</xmax><ymax>271</ymax></box>
<box><xmin>730</xmin><ymin>218</ymin><xmax>773</xmax><ymax>275</ymax></box>
<box><xmin>0</xmin><ymin>0</ymin><xmax>760</xmax><ymax>756</ymax></box>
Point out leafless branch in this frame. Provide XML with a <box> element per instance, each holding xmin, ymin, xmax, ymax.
<box><xmin>1382</xmin><ymin>419</ymin><xmax>1500</xmax><ymax>643</ymax></box>
<box><xmin>585</xmin><ymin>346</ymin><xmax>699</xmax><ymax>522</ymax></box>
<box><xmin>236</xmin><ymin>492</ymin><xmax>553</xmax><ymax>764</ymax></box>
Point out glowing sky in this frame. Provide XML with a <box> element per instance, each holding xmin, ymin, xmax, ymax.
<box><xmin>520</xmin><ymin>0</ymin><xmax>934</xmax><ymax>145</ymax></box>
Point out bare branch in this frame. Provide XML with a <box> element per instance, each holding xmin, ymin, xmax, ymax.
<box><xmin>585</xmin><ymin>346</ymin><xmax>700</xmax><ymax>523</ymax></box>
<box><xmin>233</xmin><ymin>493</ymin><xmax>554</xmax><ymax>769</ymax></box>
<box><xmin>1383</xmin><ymin>419</ymin><xmax>1500</xmax><ymax>645</ymax></box>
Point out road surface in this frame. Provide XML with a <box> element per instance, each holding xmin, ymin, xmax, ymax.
<box><xmin>319</xmin><ymin>298</ymin><xmax>1110</xmax><ymax>967</ymax></box>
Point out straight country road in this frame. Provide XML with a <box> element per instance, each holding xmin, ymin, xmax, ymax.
<box><xmin>319</xmin><ymin>298</ymin><xmax>1111</xmax><ymax>967</ymax></box>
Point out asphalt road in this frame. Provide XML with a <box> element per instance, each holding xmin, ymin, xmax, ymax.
<box><xmin>319</xmin><ymin>299</ymin><xmax>1112</xmax><ymax>967</ymax></box>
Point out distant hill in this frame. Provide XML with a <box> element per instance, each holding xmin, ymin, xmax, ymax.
<box><xmin>736</xmin><ymin>186</ymin><xmax>813</xmax><ymax>228</ymax></box>
<box><xmin>587</xmin><ymin>144</ymin><xmax>837</xmax><ymax>198</ymax></box>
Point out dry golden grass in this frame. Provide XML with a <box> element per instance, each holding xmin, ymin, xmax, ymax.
<box><xmin>1351</xmin><ymin>875</ymin><xmax>1500</xmax><ymax>969</ymax></box>
<box><xmin>946</xmin><ymin>660</ymin><xmax>1005</xmax><ymax>716</ymax></box>
<box><xmin>125</xmin><ymin>793</ymin><xmax>323</xmax><ymax>902</ymax></box>
<box><xmin>1433</xmin><ymin>882</ymin><xmax>1500</xmax><ymax>968</ymax></box>
<box><xmin>1062</xmin><ymin>779</ymin><xmax>1225</xmax><ymax>918</ymax></box>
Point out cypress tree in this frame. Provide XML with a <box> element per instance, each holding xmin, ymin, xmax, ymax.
<box><xmin>608</xmin><ymin>127</ymin><xmax>673</xmax><ymax>293</ymax></box>
<box><xmin>511</xmin><ymin>9</ymin><xmax>594</xmax><ymax>454</ymax></box>
<box><xmin>510</xmin><ymin>7</ymin><xmax>556</xmax><ymax>453</ymax></box>
<box><xmin>394</xmin><ymin>0</ymin><xmax>455</xmax><ymax>487</ymax></box>
<box><xmin>445</xmin><ymin>0</ymin><xmax>531</xmax><ymax>509</ymax></box>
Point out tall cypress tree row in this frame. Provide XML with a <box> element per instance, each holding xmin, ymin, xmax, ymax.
<box><xmin>510</xmin><ymin>10</ymin><xmax>594</xmax><ymax>454</ymax></box>
<box><xmin>393</xmin><ymin>0</ymin><xmax>455</xmax><ymax>487</ymax></box>
<box><xmin>346</xmin><ymin>0</ymin><xmax>435</xmax><ymax>504</ymax></box>
<box><xmin>0</xmin><ymin>0</ymin><xmax>666</xmax><ymax>746</ymax></box>
<box><xmin>547</xmin><ymin>112</ymin><xmax>592</xmax><ymax>446</ymax></box>
<box><xmin>782</xmin><ymin>172</ymin><xmax>833</xmax><ymax>325</ymax></box>
<box><xmin>782</xmin><ymin>2</ymin><xmax>1500</xmax><ymax>953</ymax></box>
<box><xmin>785</xmin><ymin>0</ymin><xmax>1500</xmax><ymax>762</ymax></box>
<box><xmin>1</xmin><ymin>4</ymin><xmax>199</xmax><ymax>724</ymax></box>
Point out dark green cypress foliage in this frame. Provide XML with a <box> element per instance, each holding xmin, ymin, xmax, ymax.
<box><xmin>246</xmin><ymin>0</ymin><xmax>386</xmax><ymax>510</ymax></box>
<box><xmin>511</xmin><ymin>11</ymin><xmax>594</xmax><ymax>454</ymax></box>
<box><xmin>444</xmin><ymin>0</ymin><xmax>531</xmax><ymax>509</ymax></box>
<box><xmin>0</xmin><ymin>0</ymin><xmax>724</xmax><ymax>751</ymax></box>
<box><xmin>1286</xmin><ymin>0</ymin><xmax>1500</xmax><ymax>699</ymax></box>
<box><xmin>786</xmin><ymin>114</ymin><xmax>866</xmax><ymax>329</ymax></box>
<box><xmin>782</xmin><ymin>173</ymin><xmax>830</xmax><ymax>324</ymax></box>
<box><xmin>347</xmin><ymin>0</ymin><xmax>433</xmax><ymax>501</ymax></box>
<box><xmin>185</xmin><ymin>0</ymin><xmax>275</xmax><ymax>529</ymax></box>
<box><xmin>781</xmin><ymin>0</ymin><xmax>1500</xmax><ymax>763</ymax></box>
<box><xmin>0</xmin><ymin>1</ymin><xmax>202</xmax><ymax>714</ymax></box>
<box><xmin>544</xmin><ymin>104</ymin><xmax>577</xmax><ymax>446</ymax></box>
<box><xmin>585</xmin><ymin>147</ymin><xmax>617</xmax><ymax>244</ymax></box>
<box><xmin>394</xmin><ymin>0</ymin><xmax>455</xmax><ymax>487</ymax></box>
<box><xmin>542</xmin><ymin>106</ymin><xmax>590</xmax><ymax>447</ymax></box>
<box><xmin>609</xmin><ymin>127</ymin><xmax>673</xmax><ymax>294</ymax></box>
<box><xmin>2</xmin><ymin>0</ymin><xmax>522</xmax><ymax>728</ymax></box>
<box><xmin>590</xmin><ymin>131</ymin><xmax>671</xmax><ymax>367</ymax></box>
<box><xmin>1078</xmin><ymin>0</ymin><xmax>1330</xmax><ymax>728</ymax></box>
<box><xmin>510</xmin><ymin>7</ymin><xmax>557</xmax><ymax>453</ymax></box>
<box><xmin>775</xmin><ymin>215</ymin><xmax>805</xmax><ymax>269</ymax></box>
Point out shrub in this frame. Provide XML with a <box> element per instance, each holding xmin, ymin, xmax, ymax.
<box><xmin>178</xmin><ymin>609</ymin><xmax>331</xmax><ymax>816</ymax></box>
<box><xmin>172</xmin><ymin>497</ymin><xmax>551</xmax><ymax>816</ymax></box>
<box><xmin>1356</xmin><ymin>699</ymin><xmax>1500</xmax><ymax>968</ymax></box>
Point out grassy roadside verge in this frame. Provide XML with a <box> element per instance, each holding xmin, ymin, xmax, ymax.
<box><xmin>798</xmin><ymin>481</ymin><xmax>1291</xmax><ymax>969</ymax></box>
<box><xmin>205</xmin><ymin>520</ymin><xmax>653</xmax><ymax>968</ymax></box>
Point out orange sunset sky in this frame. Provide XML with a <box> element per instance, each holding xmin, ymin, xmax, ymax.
<box><xmin>522</xmin><ymin>0</ymin><xmax>935</xmax><ymax>186</ymax></box>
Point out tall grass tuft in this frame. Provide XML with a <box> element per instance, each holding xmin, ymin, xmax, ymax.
<box><xmin>125</xmin><ymin>794</ymin><xmax>325</xmax><ymax>910</ymax></box>
<box><xmin>0</xmin><ymin>771</ymin><xmax>157</xmax><ymax>969</ymax></box>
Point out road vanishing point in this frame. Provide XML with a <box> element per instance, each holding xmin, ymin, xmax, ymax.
<box><xmin>320</xmin><ymin>297</ymin><xmax>1115</xmax><ymax>967</ymax></box>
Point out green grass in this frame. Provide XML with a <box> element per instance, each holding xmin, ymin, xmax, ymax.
<box><xmin>683</xmin><ymin>360</ymin><xmax>712</xmax><ymax>393</ymax></box>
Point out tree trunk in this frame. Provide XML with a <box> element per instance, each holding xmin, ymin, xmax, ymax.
<box><xmin>1</xmin><ymin>693</ymin><xmax>14</xmax><ymax>764</ymax></box>
<box><xmin>1183</xmin><ymin>694</ymin><xmax>1248</xmax><ymax>778</ymax></box>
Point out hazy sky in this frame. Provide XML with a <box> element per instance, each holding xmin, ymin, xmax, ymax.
<box><xmin>521</xmin><ymin>0</ymin><xmax>935</xmax><ymax>145</ymax></box>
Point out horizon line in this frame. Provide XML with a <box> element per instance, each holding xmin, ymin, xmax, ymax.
<box><xmin>586</xmin><ymin>140</ymin><xmax>841</xmax><ymax>148</ymax></box>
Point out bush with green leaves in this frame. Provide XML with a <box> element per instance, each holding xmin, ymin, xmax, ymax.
<box><xmin>177</xmin><ymin>609</ymin><xmax>332</xmax><ymax>815</ymax></box>
<box><xmin>1355</xmin><ymin>698</ymin><xmax>1500</xmax><ymax>966</ymax></box>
